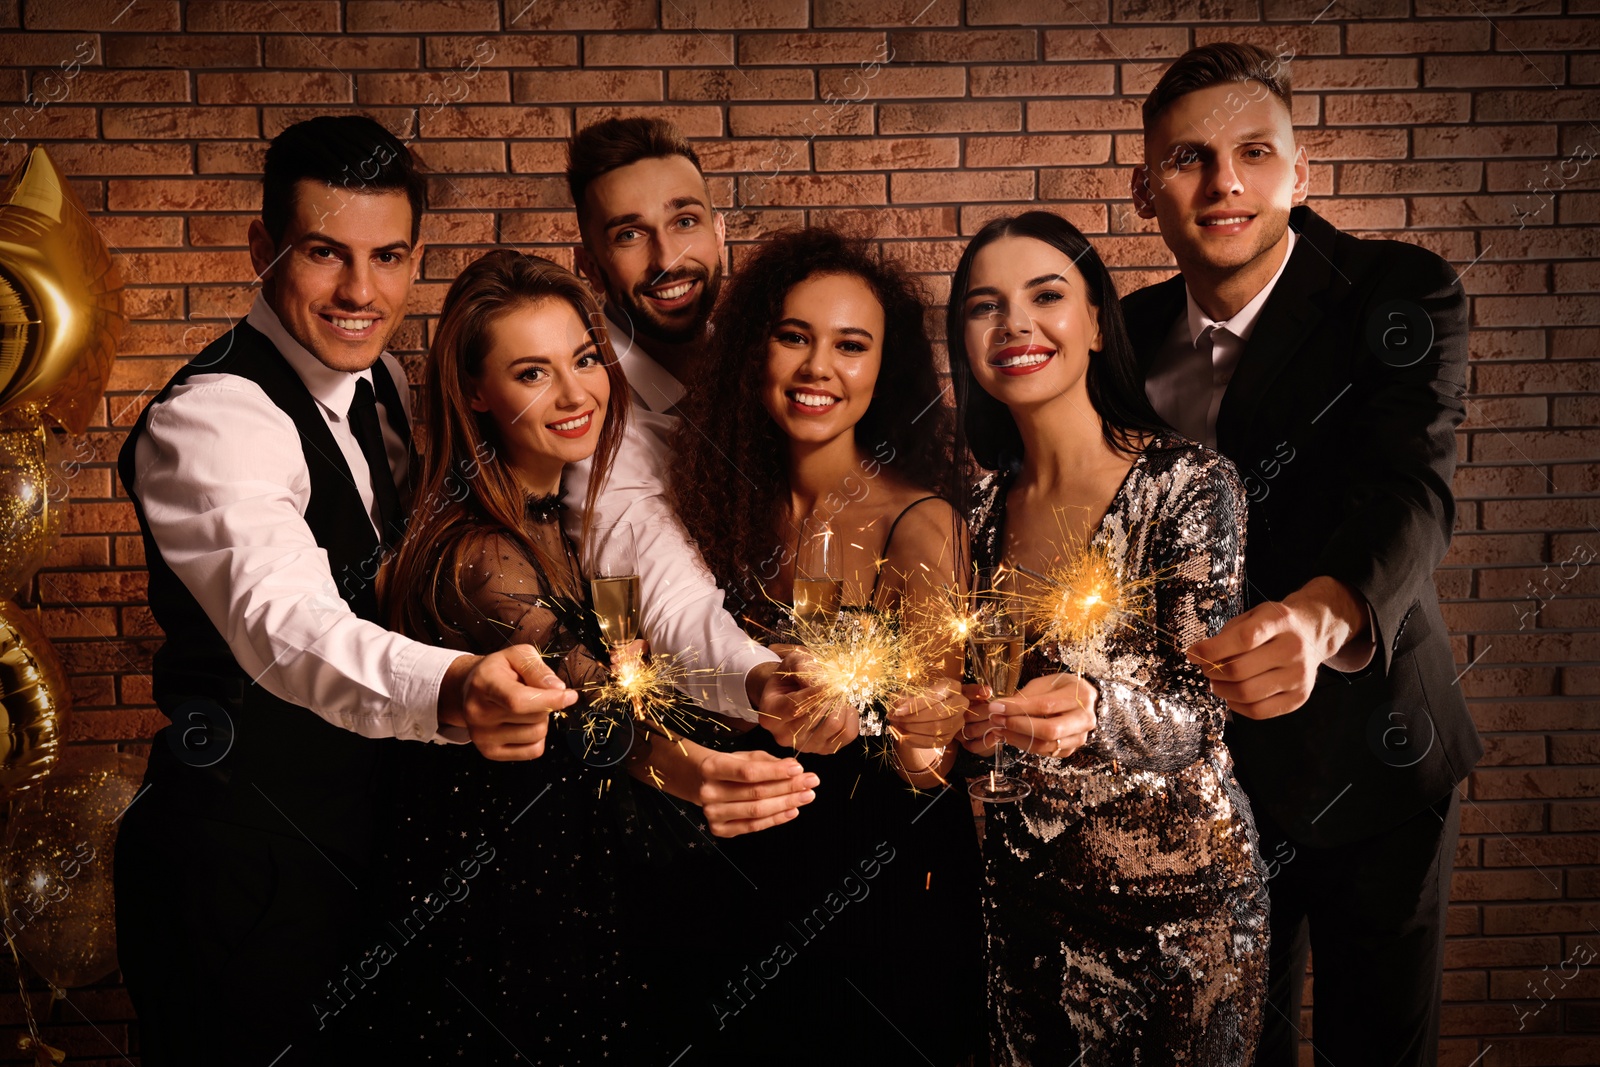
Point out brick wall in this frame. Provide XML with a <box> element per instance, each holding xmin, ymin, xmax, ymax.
<box><xmin>0</xmin><ymin>0</ymin><xmax>1595</xmax><ymax>1063</ymax></box>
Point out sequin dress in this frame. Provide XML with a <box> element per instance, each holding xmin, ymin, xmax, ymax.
<box><xmin>363</xmin><ymin>496</ymin><xmax>649</xmax><ymax>1064</ymax></box>
<box><xmin>969</xmin><ymin>437</ymin><xmax>1269</xmax><ymax>1066</ymax></box>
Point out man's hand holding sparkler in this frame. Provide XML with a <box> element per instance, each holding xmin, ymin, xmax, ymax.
<box><xmin>1185</xmin><ymin>576</ymin><xmax>1370</xmax><ymax>719</ymax></box>
<box><xmin>759</xmin><ymin>646</ymin><xmax>861</xmax><ymax>754</ymax></box>
<box><xmin>440</xmin><ymin>644</ymin><xmax>576</xmax><ymax>761</ymax></box>
<box><xmin>959</xmin><ymin>673</ymin><xmax>1098</xmax><ymax>759</ymax></box>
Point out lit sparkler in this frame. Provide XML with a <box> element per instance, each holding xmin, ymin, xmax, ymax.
<box><xmin>787</xmin><ymin>606</ymin><xmax>945</xmax><ymax>739</ymax></box>
<box><xmin>583</xmin><ymin>649</ymin><xmax>720</xmax><ymax>742</ymax></box>
<box><xmin>1023</xmin><ymin>512</ymin><xmax>1156</xmax><ymax>654</ymax></box>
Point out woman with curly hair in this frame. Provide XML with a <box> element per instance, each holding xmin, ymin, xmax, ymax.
<box><xmin>666</xmin><ymin>227</ymin><xmax>986</xmax><ymax>1064</ymax></box>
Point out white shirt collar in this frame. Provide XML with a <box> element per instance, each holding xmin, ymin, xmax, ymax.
<box><xmin>1185</xmin><ymin>227</ymin><xmax>1298</xmax><ymax>348</ymax></box>
<box><xmin>604</xmin><ymin>308</ymin><xmax>687</xmax><ymax>414</ymax></box>
<box><xmin>246</xmin><ymin>293</ymin><xmax>376</xmax><ymax>421</ymax></box>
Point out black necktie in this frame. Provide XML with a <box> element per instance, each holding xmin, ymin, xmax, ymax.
<box><xmin>348</xmin><ymin>376</ymin><xmax>401</xmax><ymax>547</ymax></box>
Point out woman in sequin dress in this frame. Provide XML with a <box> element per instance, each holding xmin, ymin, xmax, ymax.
<box><xmin>665</xmin><ymin>228</ymin><xmax>986</xmax><ymax>1064</ymax></box>
<box><xmin>949</xmin><ymin>212</ymin><xmax>1269</xmax><ymax>1065</ymax></box>
<box><xmin>366</xmin><ymin>251</ymin><xmax>661</xmax><ymax>1064</ymax></box>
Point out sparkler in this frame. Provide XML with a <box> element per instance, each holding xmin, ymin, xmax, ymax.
<box><xmin>1024</xmin><ymin>513</ymin><xmax>1156</xmax><ymax>655</ymax></box>
<box><xmin>787</xmin><ymin>606</ymin><xmax>940</xmax><ymax>738</ymax></box>
<box><xmin>584</xmin><ymin>649</ymin><xmax>719</xmax><ymax>742</ymax></box>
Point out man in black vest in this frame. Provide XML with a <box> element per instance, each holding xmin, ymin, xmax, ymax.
<box><xmin>1122</xmin><ymin>44</ymin><xmax>1483</xmax><ymax>1066</ymax></box>
<box><xmin>114</xmin><ymin>116</ymin><xmax>575</xmax><ymax>1065</ymax></box>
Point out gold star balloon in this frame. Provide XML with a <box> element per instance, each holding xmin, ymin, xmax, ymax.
<box><xmin>0</xmin><ymin>146</ymin><xmax>125</xmax><ymax>433</ymax></box>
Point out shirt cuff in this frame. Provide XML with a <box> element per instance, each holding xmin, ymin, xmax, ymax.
<box><xmin>396</xmin><ymin>641</ymin><xmax>472</xmax><ymax>742</ymax></box>
<box><xmin>723</xmin><ymin>644</ymin><xmax>782</xmax><ymax>723</ymax></box>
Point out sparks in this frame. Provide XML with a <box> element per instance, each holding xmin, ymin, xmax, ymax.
<box><xmin>929</xmin><ymin>583</ymin><xmax>983</xmax><ymax>647</ymax></box>
<box><xmin>583</xmin><ymin>649</ymin><xmax>721</xmax><ymax>742</ymax></box>
<box><xmin>1025</xmin><ymin>513</ymin><xmax>1155</xmax><ymax>653</ymax></box>
<box><xmin>787</xmin><ymin>605</ymin><xmax>944</xmax><ymax>739</ymax></box>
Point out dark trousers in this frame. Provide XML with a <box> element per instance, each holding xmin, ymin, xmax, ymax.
<box><xmin>1252</xmin><ymin>788</ymin><xmax>1461</xmax><ymax>1067</ymax></box>
<box><xmin>114</xmin><ymin>785</ymin><xmax>374</xmax><ymax>1067</ymax></box>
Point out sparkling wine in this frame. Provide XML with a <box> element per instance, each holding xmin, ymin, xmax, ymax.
<box><xmin>590</xmin><ymin>574</ymin><xmax>640</xmax><ymax>646</ymax></box>
<box><xmin>792</xmin><ymin>577</ymin><xmax>843</xmax><ymax>629</ymax></box>
<box><xmin>972</xmin><ymin>634</ymin><xmax>1023</xmax><ymax>697</ymax></box>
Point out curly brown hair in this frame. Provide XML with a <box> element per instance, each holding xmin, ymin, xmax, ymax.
<box><xmin>669</xmin><ymin>227</ymin><xmax>956</xmax><ymax>625</ymax></box>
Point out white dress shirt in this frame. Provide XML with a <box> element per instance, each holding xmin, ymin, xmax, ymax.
<box><xmin>1146</xmin><ymin>228</ymin><xmax>1297</xmax><ymax>449</ymax></box>
<box><xmin>132</xmin><ymin>295</ymin><xmax>463</xmax><ymax>742</ymax></box>
<box><xmin>562</xmin><ymin>312</ymin><xmax>779</xmax><ymax>721</ymax></box>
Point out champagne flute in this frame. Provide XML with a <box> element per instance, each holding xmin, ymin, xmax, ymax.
<box><xmin>589</xmin><ymin>521</ymin><xmax>640</xmax><ymax>649</ymax></box>
<box><xmin>968</xmin><ymin>565</ymin><xmax>1030</xmax><ymax>804</ymax></box>
<box><xmin>792</xmin><ymin>517</ymin><xmax>843</xmax><ymax>631</ymax></box>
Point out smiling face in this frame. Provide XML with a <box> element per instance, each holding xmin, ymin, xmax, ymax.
<box><xmin>1134</xmin><ymin>81</ymin><xmax>1308</xmax><ymax>280</ymax></box>
<box><xmin>961</xmin><ymin>235</ymin><xmax>1103</xmax><ymax>413</ymax></box>
<box><xmin>575</xmin><ymin>154</ymin><xmax>725</xmax><ymax>346</ymax></box>
<box><xmin>467</xmin><ymin>298</ymin><xmax>611</xmax><ymax>496</ymax></box>
<box><xmin>247</xmin><ymin>180</ymin><xmax>423</xmax><ymax>373</ymax></box>
<box><xmin>760</xmin><ymin>272</ymin><xmax>885</xmax><ymax>450</ymax></box>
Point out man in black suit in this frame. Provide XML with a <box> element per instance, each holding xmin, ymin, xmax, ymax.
<box><xmin>1121</xmin><ymin>43</ymin><xmax>1483</xmax><ymax>1067</ymax></box>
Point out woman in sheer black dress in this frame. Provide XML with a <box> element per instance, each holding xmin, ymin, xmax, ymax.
<box><xmin>365</xmin><ymin>250</ymin><xmax>667</xmax><ymax>1064</ymax></box>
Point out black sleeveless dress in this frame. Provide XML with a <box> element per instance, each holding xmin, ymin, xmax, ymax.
<box><xmin>644</xmin><ymin>497</ymin><xmax>987</xmax><ymax>1066</ymax></box>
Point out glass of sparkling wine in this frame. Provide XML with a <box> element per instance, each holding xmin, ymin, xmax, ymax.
<box><xmin>590</xmin><ymin>521</ymin><xmax>640</xmax><ymax>649</ymax></box>
<box><xmin>792</xmin><ymin>517</ymin><xmax>842</xmax><ymax>631</ymax></box>
<box><xmin>968</xmin><ymin>566</ymin><xmax>1030</xmax><ymax>804</ymax></box>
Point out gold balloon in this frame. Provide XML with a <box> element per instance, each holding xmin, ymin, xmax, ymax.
<box><xmin>0</xmin><ymin>146</ymin><xmax>125</xmax><ymax>434</ymax></box>
<box><xmin>0</xmin><ymin>412</ymin><xmax>66</xmax><ymax>599</ymax></box>
<box><xmin>1</xmin><ymin>749</ymin><xmax>143</xmax><ymax>989</ymax></box>
<box><xmin>0</xmin><ymin>600</ymin><xmax>68</xmax><ymax>798</ymax></box>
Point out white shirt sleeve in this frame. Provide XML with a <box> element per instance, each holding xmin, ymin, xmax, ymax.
<box><xmin>132</xmin><ymin>374</ymin><xmax>465</xmax><ymax>742</ymax></box>
<box><xmin>564</xmin><ymin>412</ymin><xmax>778</xmax><ymax>721</ymax></box>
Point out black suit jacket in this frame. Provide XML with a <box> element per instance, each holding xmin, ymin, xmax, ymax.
<box><xmin>1122</xmin><ymin>204</ymin><xmax>1482</xmax><ymax>849</ymax></box>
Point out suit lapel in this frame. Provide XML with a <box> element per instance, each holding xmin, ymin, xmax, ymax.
<box><xmin>1125</xmin><ymin>273</ymin><xmax>1187</xmax><ymax>377</ymax></box>
<box><xmin>1214</xmin><ymin>205</ymin><xmax>1341</xmax><ymax>457</ymax></box>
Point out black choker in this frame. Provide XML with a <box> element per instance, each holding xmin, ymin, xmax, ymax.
<box><xmin>525</xmin><ymin>493</ymin><xmax>563</xmax><ymax>523</ymax></box>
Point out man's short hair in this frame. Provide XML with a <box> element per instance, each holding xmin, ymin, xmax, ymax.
<box><xmin>262</xmin><ymin>115</ymin><xmax>426</xmax><ymax>246</ymax></box>
<box><xmin>1142</xmin><ymin>42</ymin><xmax>1293</xmax><ymax>130</ymax></box>
<box><xmin>565</xmin><ymin>117</ymin><xmax>705</xmax><ymax>230</ymax></box>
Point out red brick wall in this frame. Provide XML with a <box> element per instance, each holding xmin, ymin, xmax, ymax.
<box><xmin>1</xmin><ymin>1</ymin><xmax>1595</xmax><ymax>1063</ymax></box>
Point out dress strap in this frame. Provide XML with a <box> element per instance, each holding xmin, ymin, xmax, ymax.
<box><xmin>869</xmin><ymin>495</ymin><xmax>947</xmax><ymax>603</ymax></box>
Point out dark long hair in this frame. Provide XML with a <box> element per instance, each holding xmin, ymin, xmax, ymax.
<box><xmin>670</xmin><ymin>227</ymin><xmax>956</xmax><ymax>620</ymax></box>
<box><xmin>948</xmin><ymin>211</ymin><xmax>1170</xmax><ymax>478</ymax></box>
<box><xmin>386</xmin><ymin>250</ymin><xmax>628</xmax><ymax>642</ymax></box>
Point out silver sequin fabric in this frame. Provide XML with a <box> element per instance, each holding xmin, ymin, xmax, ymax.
<box><xmin>969</xmin><ymin>436</ymin><xmax>1269</xmax><ymax>1066</ymax></box>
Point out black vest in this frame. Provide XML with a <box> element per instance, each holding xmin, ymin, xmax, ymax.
<box><xmin>118</xmin><ymin>321</ymin><xmax>412</xmax><ymax>864</ymax></box>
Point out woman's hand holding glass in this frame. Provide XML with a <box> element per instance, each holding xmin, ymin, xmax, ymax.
<box><xmin>961</xmin><ymin>671</ymin><xmax>1098</xmax><ymax>760</ymax></box>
